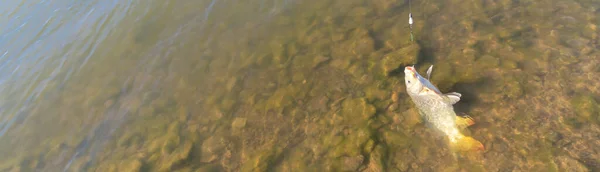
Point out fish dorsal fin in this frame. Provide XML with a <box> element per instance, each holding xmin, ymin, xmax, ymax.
<box><xmin>426</xmin><ymin>65</ymin><xmax>433</xmax><ymax>80</ymax></box>
<box><xmin>444</xmin><ymin>92</ymin><xmax>461</xmax><ymax>104</ymax></box>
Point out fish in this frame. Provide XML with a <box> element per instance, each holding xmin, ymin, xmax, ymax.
<box><xmin>404</xmin><ymin>65</ymin><xmax>484</xmax><ymax>152</ymax></box>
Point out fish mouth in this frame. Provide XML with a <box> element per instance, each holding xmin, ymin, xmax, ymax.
<box><xmin>404</xmin><ymin>66</ymin><xmax>417</xmax><ymax>78</ymax></box>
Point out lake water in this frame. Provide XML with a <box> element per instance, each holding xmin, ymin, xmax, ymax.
<box><xmin>0</xmin><ymin>0</ymin><xmax>599</xmax><ymax>171</ymax></box>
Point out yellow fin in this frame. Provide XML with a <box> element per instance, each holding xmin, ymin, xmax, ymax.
<box><xmin>450</xmin><ymin>135</ymin><xmax>484</xmax><ymax>152</ymax></box>
<box><xmin>455</xmin><ymin>115</ymin><xmax>475</xmax><ymax>129</ymax></box>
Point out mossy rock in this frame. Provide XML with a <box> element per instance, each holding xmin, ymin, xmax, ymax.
<box><xmin>340</xmin><ymin>98</ymin><xmax>376</xmax><ymax>124</ymax></box>
<box><xmin>400</xmin><ymin>108</ymin><xmax>422</xmax><ymax>129</ymax></box>
<box><xmin>94</xmin><ymin>163</ymin><xmax>119</xmax><ymax>172</ymax></box>
<box><xmin>200</xmin><ymin>136</ymin><xmax>227</xmax><ymax>163</ymax></box>
<box><xmin>158</xmin><ymin>141</ymin><xmax>193</xmax><ymax>171</ymax></box>
<box><xmin>329</xmin><ymin>127</ymin><xmax>374</xmax><ymax>158</ymax></box>
<box><xmin>371</xmin><ymin>0</ymin><xmax>404</xmax><ymax>15</ymax></box>
<box><xmin>570</xmin><ymin>94</ymin><xmax>599</xmax><ymax>122</ymax></box>
<box><xmin>330</xmin><ymin>58</ymin><xmax>352</xmax><ymax>70</ymax></box>
<box><xmin>500</xmin><ymin>58</ymin><xmax>519</xmax><ymax>69</ymax></box>
<box><xmin>365</xmin><ymin>145</ymin><xmax>386</xmax><ymax>172</ymax></box>
<box><xmin>347</xmin><ymin>62</ymin><xmax>367</xmax><ymax>79</ymax></box>
<box><xmin>197</xmin><ymin>164</ymin><xmax>223</xmax><ymax>172</ymax></box>
<box><xmin>382</xmin><ymin>129</ymin><xmax>411</xmax><ymax>149</ymax></box>
<box><xmin>312</xmin><ymin>55</ymin><xmax>331</xmax><ymax>69</ymax></box>
<box><xmin>378</xmin><ymin>23</ymin><xmax>412</xmax><ymax>49</ymax></box>
<box><xmin>341</xmin><ymin>155</ymin><xmax>365</xmax><ymax>171</ymax></box>
<box><xmin>364</xmin><ymin>85</ymin><xmax>389</xmax><ymax>102</ymax></box>
<box><xmin>501</xmin><ymin>76</ymin><xmax>524</xmax><ymax>99</ymax></box>
<box><xmin>291</xmin><ymin>54</ymin><xmax>314</xmax><ymax>71</ymax></box>
<box><xmin>117</xmin><ymin>132</ymin><xmax>144</xmax><ymax>148</ymax></box>
<box><xmin>225</xmin><ymin>77</ymin><xmax>239</xmax><ymax>92</ymax></box>
<box><xmin>240</xmin><ymin>149</ymin><xmax>279</xmax><ymax>172</ymax></box>
<box><xmin>269</xmin><ymin>40</ymin><xmax>291</xmax><ymax>66</ymax></box>
<box><xmin>291</xmin><ymin>71</ymin><xmax>307</xmax><ymax>83</ymax></box>
<box><xmin>428</xmin><ymin>62</ymin><xmax>457</xmax><ymax>91</ymax></box>
<box><xmin>147</xmin><ymin>130</ymin><xmax>180</xmax><ymax>154</ymax></box>
<box><xmin>322</xmin><ymin>131</ymin><xmax>344</xmax><ymax>148</ymax></box>
<box><xmin>265</xmin><ymin>85</ymin><xmax>300</xmax><ymax>110</ymax></box>
<box><xmin>381</xmin><ymin>44</ymin><xmax>420</xmax><ymax>75</ymax></box>
<box><xmin>349</xmin><ymin>29</ymin><xmax>376</xmax><ymax>56</ymax></box>
<box><xmin>118</xmin><ymin>159</ymin><xmax>143</xmax><ymax>172</ymax></box>
<box><xmin>554</xmin><ymin>156</ymin><xmax>589</xmax><ymax>172</ymax></box>
<box><xmin>278</xmin><ymin>148</ymin><xmax>313</xmax><ymax>171</ymax></box>
<box><xmin>329</xmin><ymin>138</ymin><xmax>356</xmax><ymax>158</ymax></box>
<box><xmin>363</xmin><ymin>139</ymin><xmax>376</xmax><ymax>153</ymax></box>
<box><xmin>232</xmin><ymin>117</ymin><xmax>247</xmax><ymax>130</ymax></box>
<box><xmin>331</xmin><ymin>28</ymin><xmax>375</xmax><ymax>59</ymax></box>
<box><xmin>475</xmin><ymin>55</ymin><xmax>499</xmax><ymax>69</ymax></box>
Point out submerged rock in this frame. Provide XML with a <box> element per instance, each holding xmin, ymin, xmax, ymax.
<box><xmin>328</xmin><ymin>127</ymin><xmax>373</xmax><ymax>159</ymax></box>
<box><xmin>342</xmin><ymin>155</ymin><xmax>365</xmax><ymax>171</ymax></box>
<box><xmin>382</xmin><ymin>44</ymin><xmax>420</xmax><ymax>75</ymax></box>
<box><xmin>232</xmin><ymin>117</ymin><xmax>247</xmax><ymax>129</ymax></box>
<box><xmin>347</xmin><ymin>62</ymin><xmax>367</xmax><ymax>79</ymax></box>
<box><xmin>570</xmin><ymin>94</ymin><xmax>599</xmax><ymax>122</ymax></box>
<box><xmin>158</xmin><ymin>140</ymin><xmax>193</xmax><ymax>171</ymax></box>
<box><xmin>364</xmin><ymin>86</ymin><xmax>388</xmax><ymax>102</ymax></box>
<box><xmin>197</xmin><ymin>164</ymin><xmax>223</xmax><ymax>171</ymax></box>
<box><xmin>365</xmin><ymin>145</ymin><xmax>386</xmax><ymax>172</ymax></box>
<box><xmin>554</xmin><ymin>156</ymin><xmax>589</xmax><ymax>172</ymax></box>
<box><xmin>371</xmin><ymin>0</ymin><xmax>403</xmax><ymax>15</ymax></box>
<box><xmin>265</xmin><ymin>85</ymin><xmax>300</xmax><ymax>110</ymax></box>
<box><xmin>352</xmin><ymin>28</ymin><xmax>376</xmax><ymax>56</ymax></box>
<box><xmin>382</xmin><ymin>129</ymin><xmax>411</xmax><ymax>149</ymax></box>
<box><xmin>119</xmin><ymin>159</ymin><xmax>143</xmax><ymax>172</ymax></box>
<box><xmin>201</xmin><ymin>136</ymin><xmax>226</xmax><ymax>163</ymax></box>
<box><xmin>401</xmin><ymin>108</ymin><xmax>422</xmax><ymax>129</ymax></box>
<box><xmin>241</xmin><ymin>149</ymin><xmax>279</xmax><ymax>172</ymax></box>
<box><xmin>476</xmin><ymin>55</ymin><xmax>499</xmax><ymax>69</ymax></box>
<box><xmin>329</xmin><ymin>58</ymin><xmax>352</xmax><ymax>70</ymax></box>
<box><xmin>502</xmin><ymin>76</ymin><xmax>524</xmax><ymax>99</ymax></box>
<box><xmin>312</xmin><ymin>55</ymin><xmax>331</xmax><ymax>69</ymax></box>
<box><xmin>340</xmin><ymin>98</ymin><xmax>376</xmax><ymax>124</ymax></box>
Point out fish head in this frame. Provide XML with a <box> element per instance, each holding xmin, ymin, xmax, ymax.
<box><xmin>404</xmin><ymin>66</ymin><xmax>424</xmax><ymax>95</ymax></box>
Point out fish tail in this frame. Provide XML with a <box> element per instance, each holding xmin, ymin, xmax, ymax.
<box><xmin>450</xmin><ymin>135</ymin><xmax>484</xmax><ymax>152</ymax></box>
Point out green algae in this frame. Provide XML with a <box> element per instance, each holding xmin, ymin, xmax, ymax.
<box><xmin>570</xmin><ymin>94</ymin><xmax>600</xmax><ymax>123</ymax></box>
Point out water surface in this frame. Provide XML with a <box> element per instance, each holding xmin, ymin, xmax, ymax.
<box><xmin>0</xmin><ymin>0</ymin><xmax>599</xmax><ymax>171</ymax></box>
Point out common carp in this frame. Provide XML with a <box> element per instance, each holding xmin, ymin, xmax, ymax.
<box><xmin>404</xmin><ymin>65</ymin><xmax>484</xmax><ymax>152</ymax></box>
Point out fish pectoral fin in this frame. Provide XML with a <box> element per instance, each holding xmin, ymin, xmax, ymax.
<box><xmin>426</xmin><ymin>65</ymin><xmax>433</xmax><ymax>80</ymax></box>
<box><xmin>444</xmin><ymin>92</ymin><xmax>461</xmax><ymax>104</ymax></box>
<box><xmin>455</xmin><ymin>115</ymin><xmax>475</xmax><ymax>129</ymax></box>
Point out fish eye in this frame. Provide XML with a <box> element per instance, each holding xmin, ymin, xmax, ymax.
<box><xmin>407</xmin><ymin>80</ymin><xmax>411</xmax><ymax>84</ymax></box>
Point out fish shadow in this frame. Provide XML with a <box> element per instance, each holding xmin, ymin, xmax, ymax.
<box><xmin>415</xmin><ymin>40</ymin><xmax>436</xmax><ymax>65</ymax></box>
<box><xmin>447</xmin><ymin>77</ymin><xmax>490</xmax><ymax>118</ymax></box>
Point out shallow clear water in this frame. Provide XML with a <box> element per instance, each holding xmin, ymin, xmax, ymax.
<box><xmin>0</xmin><ymin>0</ymin><xmax>599</xmax><ymax>171</ymax></box>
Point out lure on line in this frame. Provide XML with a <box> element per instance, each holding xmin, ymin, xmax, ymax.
<box><xmin>409</xmin><ymin>13</ymin><xmax>413</xmax><ymax>27</ymax></box>
<box><xmin>409</xmin><ymin>13</ymin><xmax>414</xmax><ymax>42</ymax></box>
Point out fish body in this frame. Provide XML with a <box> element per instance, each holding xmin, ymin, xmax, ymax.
<box><xmin>404</xmin><ymin>65</ymin><xmax>483</xmax><ymax>152</ymax></box>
